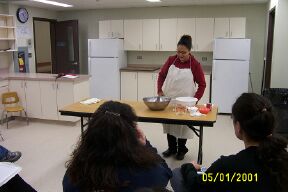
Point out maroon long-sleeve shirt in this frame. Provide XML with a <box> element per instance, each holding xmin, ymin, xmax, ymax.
<box><xmin>157</xmin><ymin>54</ymin><xmax>206</xmax><ymax>100</ymax></box>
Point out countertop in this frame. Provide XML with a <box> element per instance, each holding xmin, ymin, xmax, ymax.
<box><xmin>120</xmin><ymin>64</ymin><xmax>212</xmax><ymax>75</ymax></box>
<box><xmin>120</xmin><ymin>64</ymin><xmax>161</xmax><ymax>72</ymax></box>
<box><xmin>0</xmin><ymin>72</ymin><xmax>90</xmax><ymax>83</ymax></box>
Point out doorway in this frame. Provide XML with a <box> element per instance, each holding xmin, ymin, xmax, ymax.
<box><xmin>33</xmin><ymin>18</ymin><xmax>56</xmax><ymax>73</ymax></box>
<box><xmin>33</xmin><ymin>18</ymin><xmax>80</xmax><ymax>74</ymax></box>
<box><xmin>263</xmin><ymin>8</ymin><xmax>275</xmax><ymax>90</ymax></box>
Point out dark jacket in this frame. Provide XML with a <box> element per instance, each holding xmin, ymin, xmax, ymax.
<box><xmin>181</xmin><ymin>146</ymin><xmax>273</xmax><ymax>192</ymax></box>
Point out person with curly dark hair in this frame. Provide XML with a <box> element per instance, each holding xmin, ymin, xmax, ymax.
<box><xmin>170</xmin><ymin>93</ymin><xmax>288</xmax><ymax>192</ymax></box>
<box><xmin>63</xmin><ymin>101</ymin><xmax>172</xmax><ymax>192</ymax></box>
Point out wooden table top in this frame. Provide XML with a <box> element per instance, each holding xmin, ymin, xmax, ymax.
<box><xmin>59</xmin><ymin>100</ymin><xmax>218</xmax><ymax>127</ymax></box>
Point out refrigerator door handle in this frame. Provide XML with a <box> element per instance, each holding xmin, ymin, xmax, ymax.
<box><xmin>212</xmin><ymin>63</ymin><xmax>216</xmax><ymax>80</ymax></box>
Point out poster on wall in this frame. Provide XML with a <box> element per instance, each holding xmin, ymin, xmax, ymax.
<box><xmin>14</xmin><ymin>47</ymin><xmax>29</xmax><ymax>73</ymax></box>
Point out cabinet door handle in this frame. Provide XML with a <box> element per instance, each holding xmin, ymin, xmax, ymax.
<box><xmin>160</xmin><ymin>44</ymin><xmax>162</xmax><ymax>50</ymax></box>
<box><xmin>111</xmin><ymin>32</ymin><xmax>114</xmax><ymax>37</ymax></box>
<box><xmin>152</xmin><ymin>74</ymin><xmax>154</xmax><ymax>80</ymax></box>
<box><xmin>57</xmin><ymin>83</ymin><xmax>59</xmax><ymax>89</ymax></box>
<box><xmin>25</xmin><ymin>81</ymin><xmax>27</xmax><ymax>88</ymax></box>
<box><xmin>230</xmin><ymin>32</ymin><xmax>232</xmax><ymax>37</ymax></box>
<box><xmin>139</xmin><ymin>44</ymin><xmax>141</xmax><ymax>50</ymax></box>
<box><xmin>212</xmin><ymin>63</ymin><xmax>216</xmax><ymax>80</ymax></box>
<box><xmin>156</xmin><ymin>44</ymin><xmax>157</xmax><ymax>50</ymax></box>
<box><xmin>134</xmin><ymin>73</ymin><xmax>137</xmax><ymax>79</ymax></box>
<box><xmin>225</xmin><ymin>32</ymin><xmax>228</xmax><ymax>37</ymax></box>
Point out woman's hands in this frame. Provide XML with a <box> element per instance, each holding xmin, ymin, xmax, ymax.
<box><xmin>158</xmin><ymin>91</ymin><xmax>164</xmax><ymax>96</ymax></box>
<box><xmin>136</xmin><ymin>127</ymin><xmax>146</xmax><ymax>146</ymax></box>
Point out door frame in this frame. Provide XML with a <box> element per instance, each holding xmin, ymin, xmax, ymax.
<box><xmin>33</xmin><ymin>17</ymin><xmax>57</xmax><ymax>73</ymax></box>
<box><xmin>263</xmin><ymin>8</ymin><xmax>275</xmax><ymax>90</ymax></box>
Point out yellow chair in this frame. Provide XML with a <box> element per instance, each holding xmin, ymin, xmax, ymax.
<box><xmin>1</xmin><ymin>92</ymin><xmax>29</xmax><ymax>128</ymax></box>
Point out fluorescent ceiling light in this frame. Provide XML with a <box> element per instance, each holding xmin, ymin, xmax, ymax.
<box><xmin>31</xmin><ymin>0</ymin><xmax>73</xmax><ymax>7</ymax></box>
<box><xmin>146</xmin><ymin>0</ymin><xmax>161</xmax><ymax>2</ymax></box>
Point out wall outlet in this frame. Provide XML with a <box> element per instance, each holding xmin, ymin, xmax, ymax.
<box><xmin>137</xmin><ymin>55</ymin><xmax>142</xmax><ymax>59</ymax></box>
<box><xmin>202</xmin><ymin>57</ymin><xmax>207</xmax><ymax>61</ymax></box>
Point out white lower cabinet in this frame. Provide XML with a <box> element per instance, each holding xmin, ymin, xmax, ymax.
<box><xmin>57</xmin><ymin>82</ymin><xmax>76</xmax><ymax>121</ymax></box>
<box><xmin>9</xmin><ymin>79</ymin><xmax>89</xmax><ymax>122</ymax></box>
<box><xmin>40</xmin><ymin>80</ymin><xmax>89</xmax><ymax>122</ymax></box>
<box><xmin>137</xmin><ymin>72</ymin><xmax>156</xmax><ymax>101</ymax></box>
<box><xmin>40</xmin><ymin>81</ymin><xmax>58</xmax><ymax>120</ymax></box>
<box><xmin>9</xmin><ymin>80</ymin><xmax>42</xmax><ymax>118</ymax></box>
<box><xmin>121</xmin><ymin>72</ymin><xmax>211</xmax><ymax>103</ymax></box>
<box><xmin>121</xmin><ymin>71</ymin><xmax>158</xmax><ymax>101</ymax></box>
<box><xmin>121</xmin><ymin>71</ymin><xmax>138</xmax><ymax>100</ymax></box>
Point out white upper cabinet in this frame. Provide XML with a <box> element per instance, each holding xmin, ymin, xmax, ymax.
<box><xmin>195</xmin><ymin>18</ymin><xmax>214</xmax><ymax>52</ymax></box>
<box><xmin>177</xmin><ymin>18</ymin><xmax>196</xmax><ymax>51</ymax></box>
<box><xmin>160</xmin><ymin>19</ymin><xmax>177</xmax><ymax>51</ymax></box>
<box><xmin>142</xmin><ymin>19</ymin><xmax>159</xmax><ymax>51</ymax></box>
<box><xmin>214</xmin><ymin>18</ymin><xmax>230</xmax><ymax>38</ymax></box>
<box><xmin>124</xmin><ymin>20</ymin><xmax>142</xmax><ymax>50</ymax></box>
<box><xmin>229</xmin><ymin>17</ymin><xmax>246</xmax><ymax>38</ymax></box>
<box><xmin>99</xmin><ymin>20</ymin><xmax>124</xmax><ymax>39</ymax></box>
<box><xmin>99</xmin><ymin>20</ymin><xmax>110</xmax><ymax>39</ymax></box>
<box><xmin>110</xmin><ymin>20</ymin><xmax>124</xmax><ymax>38</ymax></box>
<box><xmin>214</xmin><ymin>17</ymin><xmax>246</xmax><ymax>38</ymax></box>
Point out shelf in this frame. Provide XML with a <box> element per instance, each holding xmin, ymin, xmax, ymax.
<box><xmin>0</xmin><ymin>49</ymin><xmax>17</xmax><ymax>53</ymax></box>
<box><xmin>0</xmin><ymin>38</ymin><xmax>16</xmax><ymax>40</ymax></box>
<box><xmin>0</xmin><ymin>14</ymin><xmax>14</xmax><ymax>17</ymax></box>
<box><xmin>0</xmin><ymin>26</ymin><xmax>16</xmax><ymax>29</ymax></box>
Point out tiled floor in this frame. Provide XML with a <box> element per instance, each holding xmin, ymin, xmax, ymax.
<box><xmin>0</xmin><ymin>115</ymin><xmax>243</xmax><ymax>192</ymax></box>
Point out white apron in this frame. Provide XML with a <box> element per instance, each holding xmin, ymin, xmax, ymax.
<box><xmin>162</xmin><ymin>57</ymin><xmax>196</xmax><ymax>139</ymax></box>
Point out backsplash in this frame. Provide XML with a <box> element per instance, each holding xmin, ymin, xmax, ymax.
<box><xmin>127</xmin><ymin>51</ymin><xmax>212</xmax><ymax>66</ymax></box>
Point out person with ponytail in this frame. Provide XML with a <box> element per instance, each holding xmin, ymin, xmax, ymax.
<box><xmin>63</xmin><ymin>101</ymin><xmax>172</xmax><ymax>192</ymax></box>
<box><xmin>157</xmin><ymin>35</ymin><xmax>206</xmax><ymax>160</ymax></box>
<box><xmin>170</xmin><ymin>93</ymin><xmax>288</xmax><ymax>192</ymax></box>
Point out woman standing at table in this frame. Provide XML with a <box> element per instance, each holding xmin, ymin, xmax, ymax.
<box><xmin>158</xmin><ymin>35</ymin><xmax>206</xmax><ymax>160</ymax></box>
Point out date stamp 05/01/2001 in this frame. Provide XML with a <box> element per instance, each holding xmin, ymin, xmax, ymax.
<box><xmin>202</xmin><ymin>173</ymin><xmax>258</xmax><ymax>183</ymax></box>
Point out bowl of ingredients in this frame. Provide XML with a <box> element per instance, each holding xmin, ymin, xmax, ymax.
<box><xmin>143</xmin><ymin>96</ymin><xmax>171</xmax><ymax>111</ymax></box>
<box><xmin>175</xmin><ymin>97</ymin><xmax>198</xmax><ymax>107</ymax></box>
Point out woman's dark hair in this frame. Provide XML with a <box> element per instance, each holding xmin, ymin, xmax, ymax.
<box><xmin>177</xmin><ymin>35</ymin><xmax>192</xmax><ymax>51</ymax></box>
<box><xmin>232</xmin><ymin>93</ymin><xmax>288</xmax><ymax>192</ymax></box>
<box><xmin>66</xmin><ymin>101</ymin><xmax>161</xmax><ymax>191</ymax></box>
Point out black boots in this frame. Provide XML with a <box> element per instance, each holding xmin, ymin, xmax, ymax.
<box><xmin>162</xmin><ymin>134</ymin><xmax>177</xmax><ymax>157</ymax></box>
<box><xmin>162</xmin><ymin>134</ymin><xmax>188</xmax><ymax>160</ymax></box>
<box><xmin>176</xmin><ymin>138</ymin><xmax>188</xmax><ymax>160</ymax></box>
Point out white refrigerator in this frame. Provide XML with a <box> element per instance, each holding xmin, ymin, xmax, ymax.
<box><xmin>212</xmin><ymin>38</ymin><xmax>251</xmax><ymax>113</ymax></box>
<box><xmin>88</xmin><ymin>39</ymin><xmax>127</xmax><ymax>100</ymax></box>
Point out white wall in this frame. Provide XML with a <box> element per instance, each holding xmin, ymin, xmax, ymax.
<box><xmin>7</xmin><ymin>4</ymin><xmax>57</xmax><ymax>73</ymax></box>
<box><xmin>58</xmin><ymin>4</ymin><xmax>267</xmax><ymax>94</ymax></box>
<box><xmin>270</xmin><ymin>0</ymin><xmax>288</xmax><ymax>88</ymax></box>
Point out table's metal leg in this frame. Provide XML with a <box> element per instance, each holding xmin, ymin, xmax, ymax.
<box><xmin>197</xmin><ymin>126</ymin><xmax>203</xmax><ymax>164</ymax></box>
<box><xmin>81</xmin><ymin>117</ymin><xmax>84</xmax><ymax>136</ymax></box>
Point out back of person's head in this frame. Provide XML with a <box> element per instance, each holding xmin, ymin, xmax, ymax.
<box><xmin>177</xmin><ymin>35</ymin><xmax>192</xmax><ymax>51</ymax></box>
<box><xmin>66</xmin><ymin>101</ymin><xmax>161</xmax><ymax>191</ymax></box>
<box><xmin>232</xmin><ymin>93</ymin><xmax>288</xmax><ymax>192</ymax></box>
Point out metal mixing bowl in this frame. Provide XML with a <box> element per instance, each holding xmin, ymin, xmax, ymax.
<box><xmin>143</xmin><ymin>96</ymin><xmax>171</xmax><ymax>111</ymax></box>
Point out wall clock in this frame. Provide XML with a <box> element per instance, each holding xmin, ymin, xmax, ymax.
<box><xmin>16</xmin><ymin>8</ymin><xmax>29</xmax><ymax>23</ymax></box>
